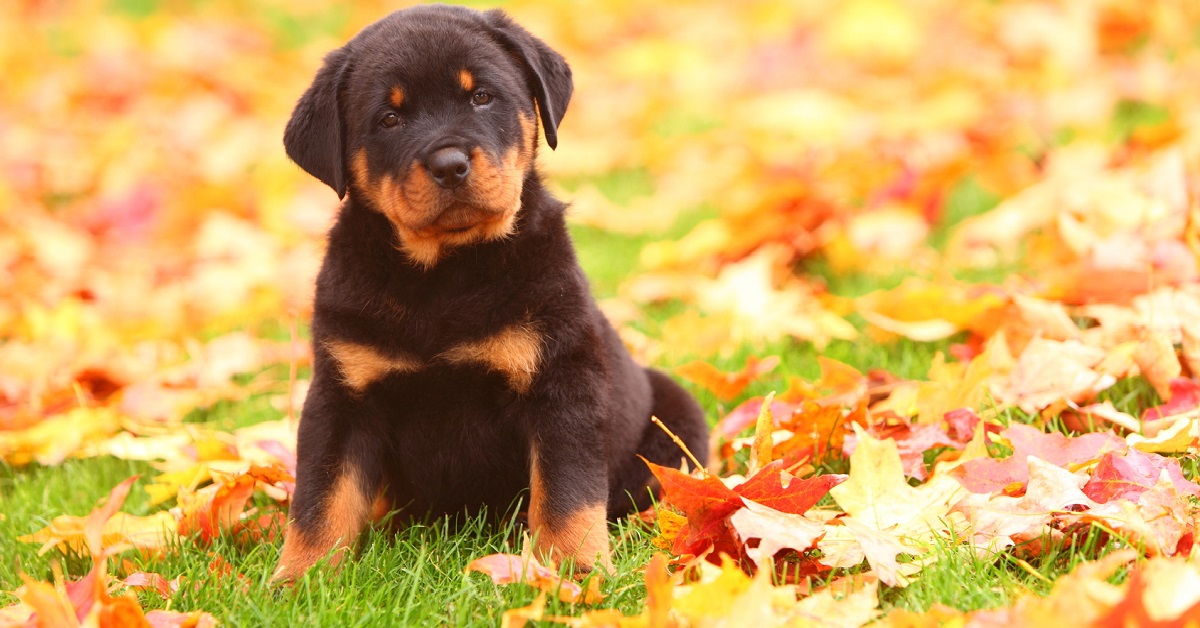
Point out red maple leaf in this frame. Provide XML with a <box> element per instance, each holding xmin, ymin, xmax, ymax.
<box><xmin>646</xmin><ymin>459</ymin><xmax>844</xmax><ymax>560</ymax></box>
<box><xmin>1141</xmin><ymin>377</ymin><xmax>1200</xmax><ymax>422</ymax></box>
<box><xmin>1083</xmin><ymin>448</ymin><xmax>1200</xmax><ymax>503</ymax></box>
<box><xmin>732</xmin><ymin>461</ymin><xmax>846</xmax><ymax>515</ymax></box>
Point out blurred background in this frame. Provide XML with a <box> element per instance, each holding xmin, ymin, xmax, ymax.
<box><xmin>3</xmin><ymin>0</ymin><xmax>1200</xmax><ymax>425</ymax></box>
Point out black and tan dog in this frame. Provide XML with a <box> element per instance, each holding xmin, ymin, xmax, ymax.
<box><xmin>271</xmin><ymin>5</ymin><xmax>709</xmax><ymax>582</ymax></box>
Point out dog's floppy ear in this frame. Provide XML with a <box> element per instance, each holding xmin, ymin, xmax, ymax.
<box><xmin>483</xmin><ymin>10</ymin><xmax>573</xmax><ymax>150</ymax></box>
<box><xmin>284</xmin><ymin>47</ymin><xmax>352</xmax><ymax>198</ymax></box>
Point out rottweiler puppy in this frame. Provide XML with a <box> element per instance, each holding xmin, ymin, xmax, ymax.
<box><xmin>271</xmin><ymin>4</ymin><xmax>709</xmax><ymax>582</ymax></box>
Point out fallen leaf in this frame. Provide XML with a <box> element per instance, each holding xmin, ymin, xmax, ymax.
<box><xmin>18</xmin><ymin>476</ymin><xmax>180</xmax><ymax>556</ymax></box>
<box><xmin>1083</xmin><ymin>448</ymin><xmax>1200</xmax><ymax>503</ymax></box>
<box><xmin>676</xmin><ymin>356</ymin><xmax>780</xmax><ymax>401</ymax></box>
<box><xmin>466</xmin><ymin>553</ymin><xmax>602</xmax><ymax>605</ymax></box>
<box><xmin>1141</xmin><ymin>377</ymin><xmax>1200</xmax><ymax>422</ymax></box>
<box><xmin>729</xmin><ymin>498</ymin><xmax>825</xmax><ymax>569</ymax></box>
<box><xmin>828</xmin><ymin>426</ymin><xmax>967</xmax><ymax>565</ymax></box>
<box><xmin>120</xmin><ymin>571</ymin><xmax>181</xmax><ymax>600</ymax></box>
<box><xmin>991</xmin><ymin>337</ymin><xmax>1116</xmax><ymax>413</ymax></box>
<box><xmin>733</xmin><ymin>461</ymin><xmax>847</xmax><ymax>516</ymax></box>
<box><xmin>951</xmin><ymin>424</ymin><xmax>1126</xmax><ymax>493</ymax></box>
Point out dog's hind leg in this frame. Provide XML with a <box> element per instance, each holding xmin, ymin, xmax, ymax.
<box><xmin>608</xmin><ymin>368</ymin><xmax>709</xmax><ymax>516</ymax></box>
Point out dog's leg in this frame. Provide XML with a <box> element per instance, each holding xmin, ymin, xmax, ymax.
<box><xmin>271</xmin><ymin>377</ymin><xmax>385</xmax><ymax>584</ymax></box>
<box><xmin>609</xmin><ymin>368</ymin><xmax>709</xmax><ymax>515</ymax></box>
<box><xmin>528</xmin><ymin>437</ymin><xmax>613</xmax><ymax>574</ymax></box>
<box><xmin>524</xmin><ymin>349</ymin><xmax>614</xmax><ymax>574</ymax></box>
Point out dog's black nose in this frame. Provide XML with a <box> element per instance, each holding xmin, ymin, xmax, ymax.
<box><xmin>426</xmin><ymin>147</ymin><xmax>471</xmax><ymax>189</ymax></box>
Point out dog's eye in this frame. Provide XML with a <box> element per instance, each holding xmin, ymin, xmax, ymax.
<box><xmin>380</xmin><ymin>113</ymin><xmax>400</xmax><ymax>128</ymax></box>
<box><xmin>471</xmin><ymin>91</ymin><xmax>493</xmax><ymax>106</ymax></box>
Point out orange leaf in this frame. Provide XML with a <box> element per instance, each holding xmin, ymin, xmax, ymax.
<box><xmin>675</xmin><ymin>356</ymin><xmax>780</xmax><ymax>401</ymax></box>
<box><xmin>643</xmin><ymin>459</ymin><xmax>743</xmax><ymax>558</ymax></box>
<box><xmin>175</xmin><ymin>464</ymin><xmax>292</xmax><ymax>543</ymax></box>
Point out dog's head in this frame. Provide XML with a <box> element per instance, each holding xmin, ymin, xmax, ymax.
<box><xmin>285</xmin><ymin>5</ymin><xmax>572</xmax><ymax>267</ymax></box>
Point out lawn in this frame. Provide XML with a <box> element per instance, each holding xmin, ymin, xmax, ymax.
<box><xmin>3</xmin><ymin>0</ymin><xmax>1200</xmax><ymax>626</ymax></box>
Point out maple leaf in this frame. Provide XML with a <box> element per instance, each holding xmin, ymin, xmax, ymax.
<box><xmin>915</xmin><ymin>338</ymin><xmax>1005</xmax><ymax>426</ymax></box>
<box><xmin>838</xmin><ymin>517</ymin><xmax>921</xmax><ymax>587</ymax></box>
<box><xmin>675</xmin><ymin>355</ymin><xmax>780</xmax><ymax>401</ymax></box>
<box><xmin>1126</xmin><ymin>416</ymin><xmax>1197</xmax><ymax>454</ymax></box>
<box><xmin>734</xmin><ymin>461</ymin><xmax>847</xmax><ymax>515</ymax></box>
<box><xmin>826</xmin><ymin>426</ymin><xmax>968</xmax><ymax>580</ymax></box>
<box><xmin>774</xmin><ymin>400</ymin><xmax>848</xmax><ymax>464</ymax></box>
<box><xmin>791</xmin><ymin>574</ymin><xmax>881</xmax><ymax>627</ymax></box>
<box><xmin>953</xmin><ymin>456</ymin><xmax>1099</xmax><ymax>555</ymax></box>
<box><xmin>781</xmin><ymin>356</ymin><xmax>868</xmax><ymax>408</ymax></box>
<box><xmin>645</xmin><ymin>461</ymin><xmax>745</xmax><ymax>559</ymax></box>
<box><xmin>1094</xmin><ymin>556</ymin><xmax>1200</xmax><ymax>625</ymax></box>
<box><xmin>646</xmin><ymin>459</ymin><xmax>844</xmax><ymax>563</ymax></box>
<box><xmin>990</xmin><ymin>337</ymin><xmax>1117</xmax><ymax>413</ymax></box>
<box><xmin>465</xmin><ymin>553</ymin><xmax>603</xmax><ymax>605</ymax></box>
<box><xmin>1067</xmin><ymin>401</ymin><xmax>1142</xmax><ymax>433</ymax></box>
<box><xmin>951</xmin><ymin>424</ymin><xmax>1126</xmax><ymax>493</ymax></box>
<box><xmin>1133</xmin><ymin>331</ymin><xmax>1183</xmax><ymax>400</ymax></box>
<box><xmin>4</xmin><ymin>477</ymin><xmax>216</xmax><ymax>627</ymax></box>
<box><xmin>1078</xmin><ymin>471</ymin><xmax>1193</xmax><ymax>557</ymax></box>
<box><xmin>728</xmin><ymin>498</ymin><xmax>825</xmax><ymax>569</ymax></box>
<box><xmin>0</xmin><ymin>406</ymin><xmax>123</xmax><ymax>467</ymax></box>
<box><xmin>18</xmin><ymin>476</ymin><xmax>180</xmax><ymax>556</ymax></box>
<box><xmin>1141</xmin><ymin>377</ymin><xmax>1200</xmax><ymax>423</ymax></box>
<box><xmin>843</xmin><ymin>422</ymin><xmax>957</xmax><ymax>480</ymax></box>
<box><xmin>670</xmin><ymin>555</ymin><xmax>825</xmax><ymax>627</ymax></box>
<box><xmin>1082</xmin><ymin>448</ymin><xmax>1200</xmax><ymax>503</ymax></box>
<box><xmin>830</xmin><ymin>426</ymin><xmax>967</xmax><ymax>535</ymax></box>
<box><xmin>120</xmin><ymin>571</ymin><xmax>181</xmax><ymax>600</ymax></box>
<box><xmin>174</xmin><ymin>463</ymin><xmax>293</xmax><ymax>544</ymax></box>
<box><xmin>713</xmin><ymin>395</ymin><xmax>794</xmax><ymax>441</ymax></box>
<box><xmin>855</xmin><ymin>277</ymin><xmax>1005</xmax><ymax>342</ymax></box>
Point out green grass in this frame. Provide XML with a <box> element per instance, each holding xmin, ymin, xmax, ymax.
<box><xmin>0</xmin><ymin>177</ymin><xmax>1151</xmax><ymax>624</ymax></box>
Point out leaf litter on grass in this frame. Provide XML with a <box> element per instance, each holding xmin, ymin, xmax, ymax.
<box><xmin>5</xmin><ymin>0</ymin><xmax>1200</xmax><ymax>626</ymax></box>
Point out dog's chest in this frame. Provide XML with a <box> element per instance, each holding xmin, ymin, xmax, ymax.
<box><xmin>373</xmin><ymin>365</ymin><xmax>532</xmax><ymax>516</ymax></box>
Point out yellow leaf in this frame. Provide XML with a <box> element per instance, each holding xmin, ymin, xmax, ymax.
<box><xmin>1127</xmin><ymin>417</ymin><xmax>1195</xmax><ymax>454</ymax></box>
<box><xmin>0</xmin><ymin>406</ymin><xmax>123</xmax><ymax>467</ymax></box>
<box><xmin>19</xmin><ymin>511</ymin><xmax>179</xmax><ymax>557</ymax></box>
<box><xmin>748</xmin><ymin>391</ymin><xmax>776</xmax><ymax>475</ymax></box>
<box><xmin>829</xmin><ymin>426</ymin><xmax>967</xmax><ymax>542</ymax></box>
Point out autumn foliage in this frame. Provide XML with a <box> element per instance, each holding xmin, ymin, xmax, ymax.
<box><xmin>4</xmin><ymin>0</ymin><xmax>1200</xmax><ymax>625</ymax></box>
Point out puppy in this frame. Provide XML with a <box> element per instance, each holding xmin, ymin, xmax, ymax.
<box><xmin>272</xmin><ymin>4</ymin><xmax>709</xmax><ymax>582</ymax></box>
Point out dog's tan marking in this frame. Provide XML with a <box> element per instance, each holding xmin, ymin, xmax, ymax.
<box><xmin>350</xmin><ymin>149</ymin><xmax>371</xmax><ymax>189</ymax></box>
<box><xmin>529</xmin><ymin>445</ymin><xmax>613</xmax><ymax>573</ymax></box>
<box><xmin>326</xmin><ymin>339</ymin><xmax>421</xmax><ymax>392</ymax></box>
<box><xmin>440</xmin><ymin>323</ymin><xmax>541</xmax><ymax>393</ymax></box>
<box><xmin>466</xmin><ymin>113</ymin><xmax>535</xmax><ymax>241</ymax></box>
<box><xmin>272</xmin><ymin>469</ymin><xmax>372</xmax><ymax>583</ymax></box>
<box><xmin>371</xmin><ymin>490</ymin><xmax>392</xmax><ymax>522</ymax></box>
<box><xmin>350</xmin><ymin>113</ymin><xmax>537</xmax><ymax>268</ymax></box>
<box><xmin>389</xmin><ymin>86</ymin><xmax>405</xmax><ymax>109</ymax></box>
<box><xmin>458</xmin><ymin>69</ymin><xmax>474</xmax><ymax>92</ymax></box>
